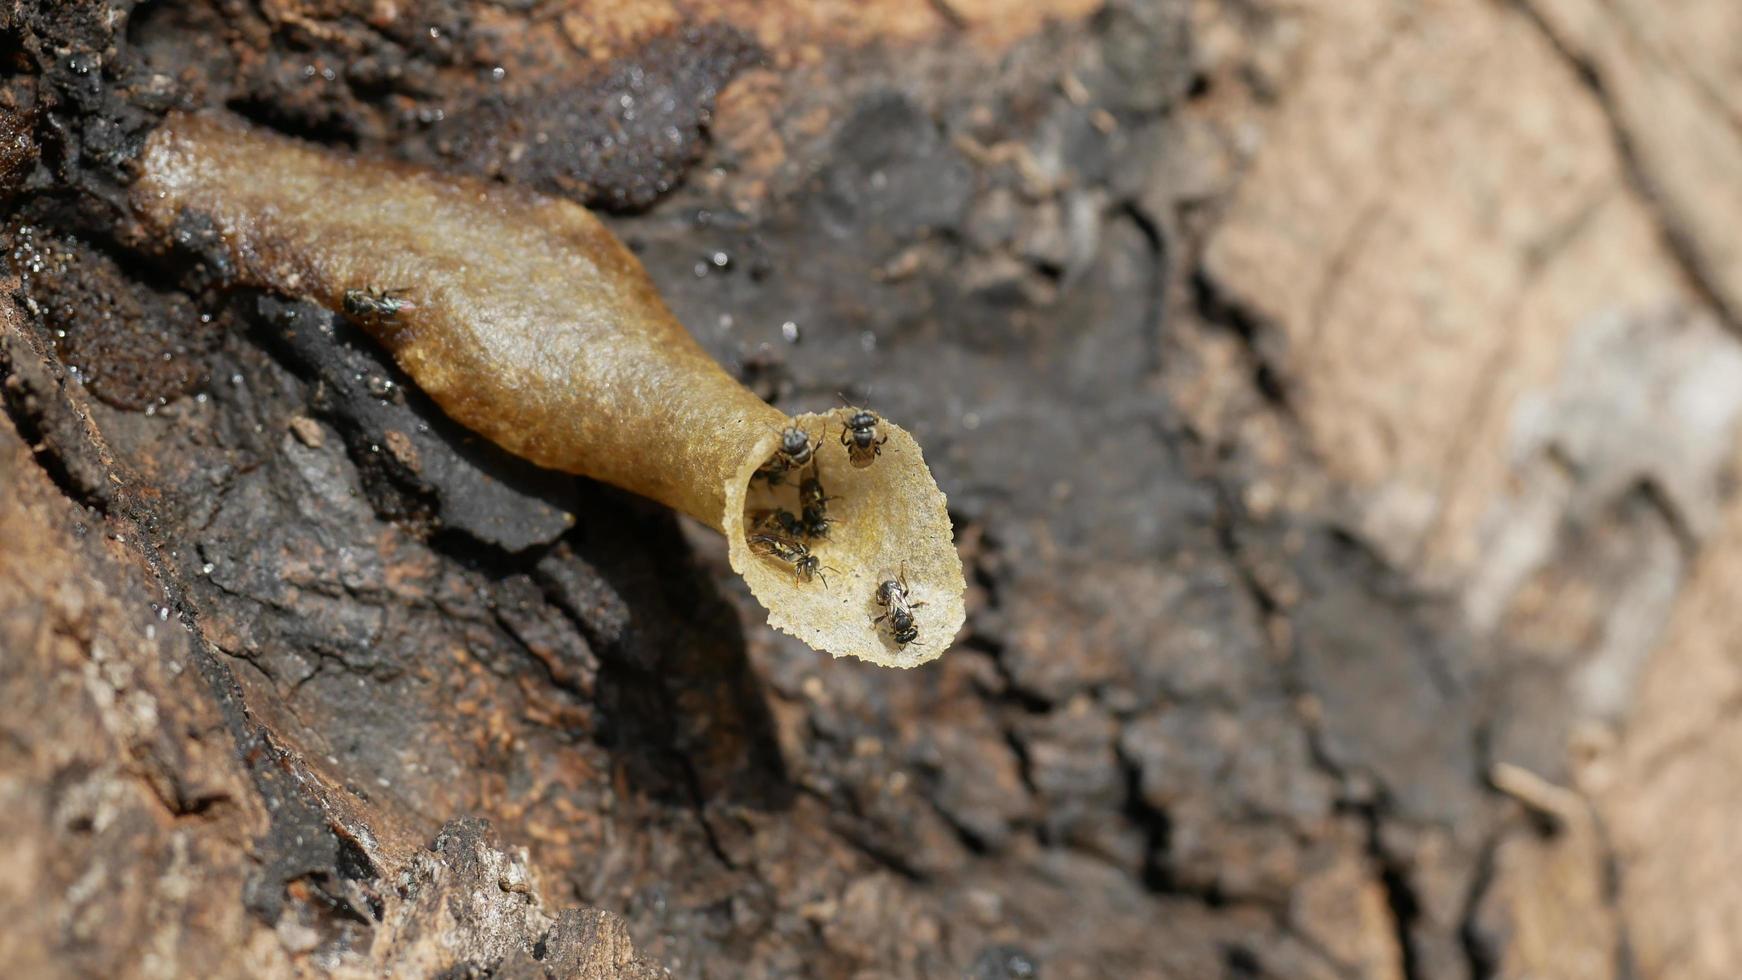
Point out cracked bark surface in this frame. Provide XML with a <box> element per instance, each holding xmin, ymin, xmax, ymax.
<box><xmin>2</xmin><ymin>0</ymin><xmax>1738</xmax><ymax>977</ymax></box>
<box><xmin>1190</xmin><ymin>2</ymin><xmax>1742</xmax><ymax>978</ymax></box>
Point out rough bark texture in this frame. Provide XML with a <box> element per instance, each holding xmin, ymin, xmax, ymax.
<box><xmin>2</xmin><ymin>0</ymin><xmax>1739</xmax><ymax>977</ymax></box>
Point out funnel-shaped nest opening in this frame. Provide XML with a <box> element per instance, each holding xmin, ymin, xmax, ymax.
<box><xmin>724</xmin><ymin>409</ymin><xmax>965</xmax><ymax>668</ymax></box>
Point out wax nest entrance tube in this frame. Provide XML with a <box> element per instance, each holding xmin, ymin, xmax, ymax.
<box><xmin>729</xmin><ymin>410</ymin><xmax>964</xmax><ymax>667</ymax></box>
<box><xmin>126</xmin><ymin>111</ymin><xmax>966</xmax><ymax>668</ymax></box>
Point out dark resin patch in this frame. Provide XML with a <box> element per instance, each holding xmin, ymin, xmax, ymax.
<box><xmin>11</xmin><ymin>227</ymin><xmax>214</xmax><ymax>410</ymax></box>
<box><xmin>423</xmin><ymin>24</ymin><xmax>762</xmax><ymax>212</ymax></box>
<box><xmin>0</xmin><ymin>106</ymin><xmax>39</xmax><ymax>205</ymax></box>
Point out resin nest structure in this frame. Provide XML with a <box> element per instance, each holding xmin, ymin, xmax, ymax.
<box><xmin>128</xmin><ymin>111</ymin><xmax>965</xmax><ymax>667</ymax></box>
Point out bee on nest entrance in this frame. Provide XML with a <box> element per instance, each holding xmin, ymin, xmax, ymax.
<box><xmin>743</xmin><ymin>420</ymin><xmax>845</xmax><ymax>589</ymax></box>
<box><xmin>726</xmin><ymin>405</ymin><xmax>961</xmax><ymax>667</ymax></box>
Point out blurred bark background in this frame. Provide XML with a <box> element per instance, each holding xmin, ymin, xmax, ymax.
<box><xmin>2</xmin><ymin>0</ymin><xmax>1740</xmax><ymax>977</ymax></box>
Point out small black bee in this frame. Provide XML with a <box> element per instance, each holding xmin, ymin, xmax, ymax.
<box><xmin>873</xmin><ymin>569</ymin><xmax>914</xmax><ymax>609</ymax></box>
<box><xmin>873</xmin><ymin>566</ymin><xmax>926</xmax><ymax>645</ymax></box>
<box><xmin>342</xmin><ymin>286</ymin><xmax>414</xmax><ymax>325</ymax></box>
<box><xmin>798</xmin><ymin>464</ymin><xmax>831</xmax><ymax>512</ymax></box>
<box><xmin>876</xmin><ymin>603</ymin><xmax>919</xmax><ymax>646</ymax></box>
<box><xmin>776</xmin><ymin>425</ymin><xmax>815</xmax><ymax>467</ymax></box>
<box><xmin>753</xmin><ymin>424</ymin><xmax>817</xmax><ymax>485</ymax></box>
<box><xmin>885</xmin><ymin>612</ymin><xmax>919</xmax><ymax>646</ymax></box>
<box><xmin>749</xmin><ymin>532</ymin><xmax>834</xmax><ymax>586</ymax></box>
<box><xmin>840</xmin><ymin>408</ymin><xmax>888</xmax><ymax>468</ymax></box>
<box><xmin>750</xmin><ymin>508</ymin><xmax>805</xmax><ymax>539</ymax></box>
<box><xmin>795</xmin><ymin>463</ymin><xmax>836</xmax><ymax>538</ymax></box>
<box><xmin>800</xmin><ymin>505</ymin><xmax>834</xmax><ymax>539</ymax></box>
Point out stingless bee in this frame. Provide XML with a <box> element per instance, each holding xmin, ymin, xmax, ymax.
<box><xmin>840</xmin><ymin>407</ymin><xmax>888</xmax><ymax>468</ymax></box>
<box><xmin>884</xmin><ymin>612</ymin><xmax>919</xmax><ymax>646</ymax></box>
<box><xmin>342</xmin><ymin>286</ymin><xmax>415</xmax><ymax>325</ymax></box>
<box><xmin>753</xmin><ymin>424</ymin><xmax>817</xmax><ymax>486</ymax></box>
<box><xmin>749</xmin><ymin>532</ymin><xmax>836</xmax><ymax>586</ymax></box>
<box><xmin>877</xmin><ymin>601</ymin><xmax>920</xmax><ymax>646</ymax></box>
<box><xmin>801</xmin><ymin>507</ymin><xmax>835</xmax><ymax>540</ymax></box>
<box><xmin>873</xmin><ymin>565</ymin><xmax>926</xmax><ymax>646</ymax></box>
<box><xmin>797</xmin><ymin>463</ymin><xmax>836</xmax><ymax>538</ymax></box>
<box><xmin>797</xmin><ymin>463</ymin><xmax>830</xmax><ymax>511</ymax></box>
<box><xmin>749</xmin><ymin>508</ymin><xmax>805</xmax><ymax>539</ymax></box>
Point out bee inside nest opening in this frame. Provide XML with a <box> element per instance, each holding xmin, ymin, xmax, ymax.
<box><xmin>727</xmin><ymin>407</ymin><xmax>963</xmax><ymax>668</ymax></box>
